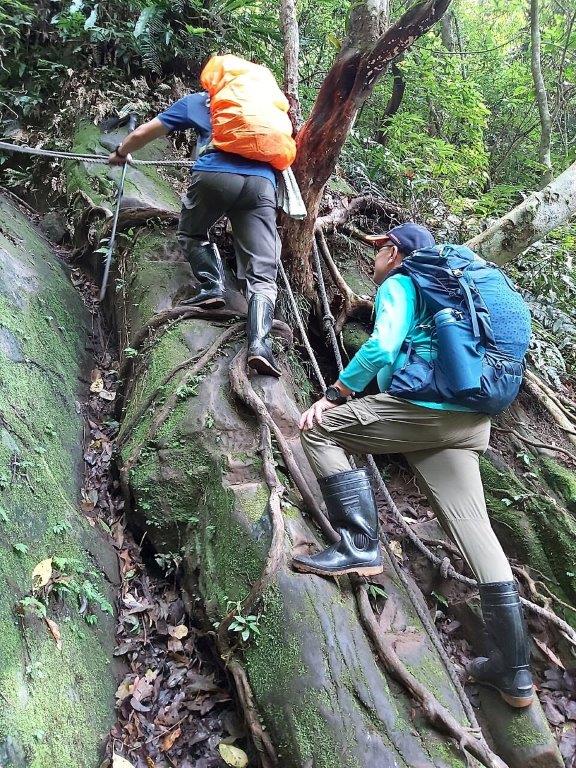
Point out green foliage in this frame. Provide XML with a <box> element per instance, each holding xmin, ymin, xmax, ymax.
<box><xmin>226</xmin><ymin>599</ymin><xmax>261</xmax><ymax>642</ymax></box>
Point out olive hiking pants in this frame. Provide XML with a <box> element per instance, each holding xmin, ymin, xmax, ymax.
<box><xmin>300</xmin><ymin>393</ymin><xmax>513</xmax><ymax>584</ymax></box>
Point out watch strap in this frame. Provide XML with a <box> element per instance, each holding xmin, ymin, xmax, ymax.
<box><xmin>325</xmin><ymin>385</ymin><xmax>347</xmax><ymax>405</ymax></box>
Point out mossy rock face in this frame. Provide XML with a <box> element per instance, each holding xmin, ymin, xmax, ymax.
<box><xmin>540</xmin><ymin>457</ymin><xmax>576</xmax><ymax>514</ymax></box>
<box><xmin>67</xmin><ymin>121</ymin><xmax>181</xmax><ymax>212</ymax></box>
<box><xmin>0</xmin><ymin>195</ymin><xmax>118</xmax><ymax>767</ymax></box>
<box><xmin>481</xmin><ymin>453</ymin><xmax>576</xmax><ymax>607</ymax></box>
<box><xmin>115</xmin><ymin>228</ymin><xmax>481</xmax><ymax>768</ymax></box>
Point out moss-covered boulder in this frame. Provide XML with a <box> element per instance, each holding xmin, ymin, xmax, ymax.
<box><xmin>481</xmin><ymin>452</ymin><xmax>576</xmax><ymax>607</ymax></box>
<box><xmin>0</xmin><ymin>194</ymin><xmax>118</xmax><ymax>767</ymax></box>
<box><xmin>114</xmin><ymin>228</ymin><xmax>482</xmax><ymax>768</ymax></box>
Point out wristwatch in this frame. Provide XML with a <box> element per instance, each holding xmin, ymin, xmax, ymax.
<box><xmin>114</xmin><ymin>143</ymin><xmax>127</xmax><ymax>158</ymax></box>
<box><xmin>324</xmin><ymin>385</ymin><xmax>348</xmax><ymax>405</ymax></box>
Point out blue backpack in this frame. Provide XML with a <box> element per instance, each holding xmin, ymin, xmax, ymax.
<box><xmin>387</xmin><ymin>244</ymin><xmax>532</xmax><ymax>415</ymax></box>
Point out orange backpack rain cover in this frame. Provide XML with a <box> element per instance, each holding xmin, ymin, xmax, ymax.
<box><xmin>200</xmin><ymin>55</ymin><xmax>296</xmax><ymax>171</ymax></box>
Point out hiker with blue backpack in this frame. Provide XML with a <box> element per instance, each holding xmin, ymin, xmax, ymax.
<box><xmin>294</xmin><ymin>222</ymin><xmax>534</xmax><ymax>709</ymax></box>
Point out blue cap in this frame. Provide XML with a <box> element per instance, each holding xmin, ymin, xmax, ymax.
<box><xmin>367</xmin><ymin>222</ymin><xmax>435</xmax><ymax>254</ymax></box>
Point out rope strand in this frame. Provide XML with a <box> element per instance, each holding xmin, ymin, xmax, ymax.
<box><xmin>0</xmin><ymin>140</ymin><xmax>195</xmax><ymax>167</ymax></box>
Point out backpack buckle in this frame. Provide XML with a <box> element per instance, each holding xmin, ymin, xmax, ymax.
<box><xmin>452</xmin><ymin>268</ymin><xmax>463</xmax><ymax>277</ymax></box>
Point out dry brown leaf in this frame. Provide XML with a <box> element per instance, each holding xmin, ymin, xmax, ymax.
<box><xmin>45</xmin><ymin>617</ymin><xmax>62</xmax><ymax>650</ymax></box>
<box><xmin>389</xmin><ymin>540</ymin><xmax>403</xmax><ymax>561</ymax></box>
<box><xmin>112</xmin><ymin>754</ymin><xmax>135</xmax><ymax>768</ymax></box>
<box><xmin>32</xmin><ymin>558</ymin><xmax>53</xmax><ymax>589</ymax></box>
<box><xmin>161</xmin><ymin>726</ymin><xmax>181</xmax><ymax>751</ymax></box>
<box><xmin>168</xmin><ymin>624</ymin><xmax>188</xmax><ymax>639</ymax></box>
<box><xmin>90</xmin><ymin>377</ymin><xmax>104</xmax><ymax>393</ymax></box>
<box><xmin>218</xmin><ymin>744</ymin><xmax>248</xmax><ymax>767</ymax></box>
<box><xmin>115</xmin><ymin>679</ymin><xmax>134</xmax><ymax>702</ymax></box>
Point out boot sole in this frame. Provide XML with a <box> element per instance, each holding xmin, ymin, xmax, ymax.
<box><xmin>248</xmin><ymin>355</ymin><xmax>281</xmax><ymax>378</ymax></box>
<box><xmin>292</xmin><ymin>560</ymin><xmax>383</xmax><ymax>577</ymax></box>
<box><xmin>180</xmin><ymin>297</ymin><xmax>226</xmax><ymax>309</ymax></box>
<box><xmin>469</xmin><ymin>677</ymin><xmax>534</xmax><ymax>708</ymax></box>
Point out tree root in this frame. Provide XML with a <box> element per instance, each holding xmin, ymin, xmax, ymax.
<box><xmin>492</xmin><ymin>425</ymin><xmax>575</xmax><ymax>460</ymax></box>
<box><xmin>225</xmin><ymin>656</ymin><xmax>279</xmax><ymax>768</ymax></box>
<box><xmin>315</xmin><ymin>229</ymin><xmax>374</xmax><ymax>332</ymax></box>
<box><xmin>523</xmin><ymin>370</ymin><xmax>576</xmax><ymax>447</ymax></box>
<box><xmin>118</xmin><ymin>323</ymin><xmax>244</xmax><ymax>453</ymax></box>
<box><xmin>315</xmin><ymin>195</ymin><xmax>405</xmax><ymax>233</ymax></box>
<box><xmin>118</xmin><ymin>307</ymin><xmax>243</xmax><ymax>387</ymax></box>
<box><xmin>223</xmin><ymin>350</ymin><xmax>287</xmax><ymax>638</ymax></box>
<box><xmin>354</xmin><ymin>585</ymin><xmax>509</xmax><ymax>768</ymax></box>
<box><xmin>390</xmin><ymin>496</ymin><xmax>576</xmax><ymax>646</ymax></box>
<box><xmin>120</xmin><ymin>323</ymin><xmax>242</xmax><ymax>478</ymax></box>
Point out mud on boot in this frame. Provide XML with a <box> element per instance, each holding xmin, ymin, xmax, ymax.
<box><xmin>468</xmin><ymin>581</ymin><xmax>534</xmax><ymax>708</ymax></box>
<box><xmin>292</xmin><ymin>468</ymin><xmax>383</xmax><ymax>577</ymax></box>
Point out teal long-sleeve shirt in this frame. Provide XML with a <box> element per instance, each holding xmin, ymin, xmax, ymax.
<box><xmin>338</xmin><ymin>274</ymin><xmax>471</xmax><ymax>411</ymax></box>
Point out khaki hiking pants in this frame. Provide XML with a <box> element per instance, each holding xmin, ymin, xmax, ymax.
<box><xmin>301</xmin><ymin>393</ymin><xmax>513</xmax><ymax>585</ymax></box>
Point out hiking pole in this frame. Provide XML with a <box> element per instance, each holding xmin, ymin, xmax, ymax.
<box><xmin>99</xmin><ymin>112</ymin><xmax>138</xmax><ymax>302</ymax></box>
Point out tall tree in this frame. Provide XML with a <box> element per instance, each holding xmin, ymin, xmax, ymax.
<box><xmin>282</xmin><ymin>0</ymin><xmax>452</xmax><ymax>294</ymax></box>
<box><xmin>530</xmin><ymin>0</ymin><xmax>553</xmax><ymax>186</ymax></box>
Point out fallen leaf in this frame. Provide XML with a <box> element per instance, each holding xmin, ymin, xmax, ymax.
<box><xmin>168</xmin><ymin>624</ymin><xmax>188</xmax><ymax>639</ymax></box>
<box><xmin>32</xmin><ymin>558</ymin><xmax>53</xmax><ymax>589</ymax></box>
<box><xmin>45</xmin><ymin>617</ymin><xmax>62</xmax><ymax>650</ymax></box>
<box><xmin>218</xmin><ymin>743</ymin><xmax>248</xmax><ymax>767</ymax></box>
<box><xmin>115</xmin><ymin>678</ymin><xmax>134</xmax><ymax>702</ymax></box>
<box><xmin>99</xmin><ymin>389</ymin><xmax>116</xmax><ymax>401</ymax></box>
<box><xmin>161</xmin><ymin>726</ymin><xmax>182</xmax><ymax>751</ymax></box>
<box><xmin>90</xmin><ymin>377</ymin><xmax>104</xmax><ymax>393</ymax></box>
<box><xmin>112</xmin><ymin>754</ymin><xmax>135</xmax><ymax>768</ymax></box>
<box><xmin>389</xmin><ymin>540</ymin><xmax>403</xmax><ymax>561</ymax></box>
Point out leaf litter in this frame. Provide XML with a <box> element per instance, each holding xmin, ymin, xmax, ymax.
<box><xmin>73</xmin><ymin>271</ymin><xmax>244</xmax><ymax>768</ymax></box>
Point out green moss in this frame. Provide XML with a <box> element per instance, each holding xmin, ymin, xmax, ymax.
<box><xmin>403</xmin><ymin>653</ymin><xmax>459</xmax><ymax>719</ymax></box>
<box><xmin>540</xmin><ymin>457</ymin><xmax>576</xmax><ymax>514</ymax></box>
<box><xmin>236</xmin><ymin>485</ymin><xmax>270</xmax><ymax>522</ymax></box>
<box><xmin>0</xmin><ymin>194</ymin><xmax>116</xmax><ymax>766</ymax></box>
<box><xmin>292</xmin><ymin>690</ymin><xmax>360</xmax><ymax>768</ymax></box>
<box><xmin>505</xmin><ymin>713</ymin><xmax>551</xmax><ymax>748</ymax></box>
<box><xmin>342</xmin><ymin>322</ymin><xmax>370</xmax><ymax>357</ymax></box>
<box><xmin>481</xmin><ymin>457</ymin><xmax>576</xmax><ymax>607</ymax></box>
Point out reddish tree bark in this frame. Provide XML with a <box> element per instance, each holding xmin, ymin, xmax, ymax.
<box><xmin>282</xmin><ymin>0</ymin><xmax>452</xmax><ymax>295</ymax></box>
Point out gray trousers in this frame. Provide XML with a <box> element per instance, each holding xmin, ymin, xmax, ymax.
<box><xmin>301</xmin><ymin>393</ymin><xmax>513</xmax><ymax>584</ymax></box>
<box><xmin>178</xmin><ymin>171</ymin><xmax>281</xmax><ymax>303</ymax></box>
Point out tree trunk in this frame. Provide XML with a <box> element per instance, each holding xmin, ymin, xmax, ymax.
<box><xmin>375</xmin><ymin>56</ymin><xmax>406</xmax><ymax>145</ymax></box>
<box><xmin>530</xmin><ymin>0</ymin><xmax>553</xmax><ymax>187</ymax></box>
<box><xmin>0</xmin><ymin>193</ymin><xmax>119</xmax><ymax>767</ymax></box>
<box><xmin>281</xmin><ymin>0</ymin><xmax>303</xmax><ymax>130</ymax></box>
<box><xmin>65</xmin><ymin>124</ymin><xmax>566</xmax><ymax>768</ymax></box>
<box><xmin>465</xmin><ymin>159</ymin><xmax>576</xmax><ymax>264</ymax></box>
<box><xmin>282</xmin><ymin>0</ymin><xmax>452</xmax><ymax>295</ymax></box>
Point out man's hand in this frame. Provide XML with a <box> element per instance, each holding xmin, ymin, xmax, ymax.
<box><xmin>108</xmin><ymin>150</ymin><xmax>128</xmax><ymax>166</ymax></box>
<box><xmin>299</xmin><ymin>396</ymin><xmax>339</xmax><ymax>431</ymax></box>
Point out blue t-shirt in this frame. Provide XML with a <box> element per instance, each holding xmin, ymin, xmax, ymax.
<box><xmin>157</xmin><ymin>92</ymin><xmax>277</xmax><ymax>186</ymax></box>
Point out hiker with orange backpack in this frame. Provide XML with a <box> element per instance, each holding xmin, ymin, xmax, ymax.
<box><xmin>294</xmin><ymin>223</ymin><xmax>535</xmax><ymax>709</ymax></box>
<box><xmin>109</xmin><ymin>55</ymin><xmax>296</xmax><ymax>378</ymax></box>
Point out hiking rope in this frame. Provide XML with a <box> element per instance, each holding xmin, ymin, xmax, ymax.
<box><xmin>304</xmin><ymin>232</ymin><xmax>481</xmax><ymax>729</ymax></box>
<box><xmin>0</xmin><ymin>140</ymin><xmax>195</xmax><ymax>167</ymax></box>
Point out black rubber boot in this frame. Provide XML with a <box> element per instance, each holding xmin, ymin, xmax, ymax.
<box><xmin>180</xmin><ymin>240</ymin><xmax>225</xmax><ymax>309</ymax></box>
<box><xmin>246</xmin><ymin>293</ymin><xmax>281</xmax><ymax>377</ymax></box>
<box><xmin>468</xmin><ymin>581</ymin><xmax>534</xmax><ymax>708</ymax></box>
<box><xmin>292</xmin><ymin>468</ymin><xmax>383</xmax><ymax>577</ymax></box>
